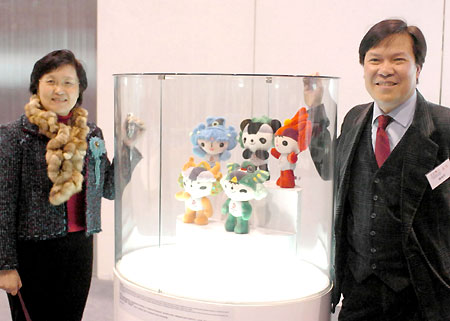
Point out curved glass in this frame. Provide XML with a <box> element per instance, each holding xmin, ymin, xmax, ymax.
<box><xmin>114</xmin><ymin>73</ymin><xmax>338</xmax><ymax>305</ymax></box>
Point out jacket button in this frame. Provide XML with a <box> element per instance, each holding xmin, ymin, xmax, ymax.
<box><xmin>374</xmin><ymin>178</ymin><xmax>380</xmax><ymax>184</ymax></box>
<box><xmin>371</xmin><ymin>213</ymin><xmax>377</xmax><ymax>219</ymax></box>
<box><xmin>373</xmin><ymin>195</ymin><xmax>378</xmax><ymax>201</ymax></box>
<box><xmin>370</xmin><ymin>230</ymin><xmax>376</xmax><ymax>236</ymax></box>
<box><xmin>370</xmin><ymin>248</ymin><xmax>377</xmax><ymax>253</ymax></box>
<box><xmin>371</xmin><ymin>263</ymin><xmax>377</xmax><ymax>270</ymax></box>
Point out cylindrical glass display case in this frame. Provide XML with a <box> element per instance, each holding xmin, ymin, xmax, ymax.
<box><xmin>113</xmin><ymin>73</ymin><xmax>338</xmax><ymax>321</ymax></box>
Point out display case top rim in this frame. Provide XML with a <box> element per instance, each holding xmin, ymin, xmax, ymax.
<box><xmin>112</xmin><ymin>72</ymin><xmax>340</xmax><ymax>79</ymax></box>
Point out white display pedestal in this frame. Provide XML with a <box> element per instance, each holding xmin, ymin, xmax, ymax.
<box><xmin>175</xmin><ymin>215</ymin><xmax>296</xmax><ymax>258</ymax></box>
<box><xmin>114</xmin><ymin>267</ymin><xmax>331</xmax><ymax>321</ymax></box>
<box><xmin>115</xmin><ymin>244</ymin><xmax>332</xmax><ymax>321</ymax></box>
<box><xmin>114</xmin><ymin>185</ymin><xmax>331</xmax><ymax>320</ymax></box>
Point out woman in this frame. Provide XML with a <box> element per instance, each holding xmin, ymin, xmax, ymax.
<box><xmin>0</xmin><ymin>50</ymin><xmax>142</xmax><ymax>321</ymax></box>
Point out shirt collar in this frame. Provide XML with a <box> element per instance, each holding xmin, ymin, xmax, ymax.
<box><xmin>373</xmin><ymin>90</ymin><xmax>417</xmax><ymax>128</ymax></box>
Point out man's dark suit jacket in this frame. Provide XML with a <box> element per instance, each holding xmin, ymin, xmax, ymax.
<box><xmin>332</xmin><ymin>91</ymin><xmax>450</xmax><ymax>320</ymax></box>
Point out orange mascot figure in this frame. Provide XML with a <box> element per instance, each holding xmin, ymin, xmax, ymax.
<box><xmin>175</xmin><ymin>157</ymin><xmax>222</xmax><ymax>225</ymax></box>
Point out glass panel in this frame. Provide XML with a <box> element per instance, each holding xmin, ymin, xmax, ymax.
<box><xmin>114</xmin><ymin>74</ymin><xmax>338</xmax><ymax>304</ymax></box>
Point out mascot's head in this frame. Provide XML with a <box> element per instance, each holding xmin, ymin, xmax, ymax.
<box><xmin>274</xmin><ymin>108</ymin><xmax>312</xmax><ymax>154</ymax></box>
<box><xmin>220</xmin><ymin>161</ymin><xmax>269</xmax><ymax>201</ymax></box>
<box><xmin>239</xmin><ymin>116</ymin><xmax>281</xmax><ymax>152</ymax></box>
<box><xmin>191</xmin><ymin>117</ymin><xmax>238</xmax><ymax>157</ymax></box>
<box><xmin>178</xmin><ymin>157</ymin><xmax>222</xmax><ymax>197</ymax></box>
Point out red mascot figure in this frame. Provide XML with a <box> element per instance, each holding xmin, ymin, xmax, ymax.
<box><xmin>271</xmin><ymin>108</ymin><xmax>312</xmax><ymax>188</ymax></box>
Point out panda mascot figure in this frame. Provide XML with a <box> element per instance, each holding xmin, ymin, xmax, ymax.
<box><xmin>239</xmin><ymin>116</ymin><xmax>281</xmax><ymax>176</ymax></box>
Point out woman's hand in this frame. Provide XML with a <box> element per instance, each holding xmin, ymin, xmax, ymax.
<box><xmin>0</xmin><ymin>269</ymin><xmax>22</xmax><ymax>296</ymax></box>
<box><xmin>123</xmin><ymin>113</ymin><xmax>145</xmax><ymax>147</ymax></box>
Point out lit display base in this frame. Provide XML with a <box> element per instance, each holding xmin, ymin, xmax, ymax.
<box><xmin>176</xmin><ymin>215</ymin><xmax>296</xmax><ymax>258</ymax></box>
<box><xmin>115</xmin><ymin>246</ymin><xmax>332</xmax><ymax>321</ymax></box>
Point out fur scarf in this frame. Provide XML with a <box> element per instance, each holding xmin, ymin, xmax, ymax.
<box><xmin>25</xmin><ymin>95</ymin><xmax>89</xmax><ymax>205</ymax></box>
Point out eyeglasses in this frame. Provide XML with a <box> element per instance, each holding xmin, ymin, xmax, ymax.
<box><xmin>39</xmin><ymin>78</ymin><xmax>79</xmax><ymax>89</ymax></box>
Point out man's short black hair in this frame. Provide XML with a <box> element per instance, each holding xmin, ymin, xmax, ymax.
<box><xmin>359</xmin><ymin>19</ymin><xmax>427</xmax><ymax>68</ymax></box>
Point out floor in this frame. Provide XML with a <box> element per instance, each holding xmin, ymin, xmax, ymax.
<box><xmin>0</xmin><ymin>279</ymin><xmax>340</xmax><ymax>320</ymax></box>
<box><xmin>0</xmin><ymin>278</ymin><xmax>114</xmax><ymax>321</ymax></box>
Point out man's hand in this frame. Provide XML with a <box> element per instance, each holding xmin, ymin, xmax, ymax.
<box><xmin>0</xmin><ymin>269</ymin><xmax>22</xmax><ymax>296</ymax></box>
<box><xmin>303</xmin><ymin>73</ymin><xmax>324</xmax><ymax>108</ymax></box>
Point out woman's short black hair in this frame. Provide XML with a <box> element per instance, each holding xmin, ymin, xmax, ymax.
<box><xmin>29</xmin><ymin>49</ymin><xmax>88</xmax><ymax>106</ymax></box>
<box><xmin>359</xmin><ymin>19</ymin><xmax>427</xmax><ymax>68</ymax></box>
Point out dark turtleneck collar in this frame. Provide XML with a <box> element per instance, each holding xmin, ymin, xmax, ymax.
<box><xmin>57</xmin><ymin>112</ymin><xmax>73</xmax><ymax>125</ymax></box>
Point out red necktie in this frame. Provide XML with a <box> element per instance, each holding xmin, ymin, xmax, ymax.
<box><xmin>375</xmin><ymin>115</ymin><xmax>392</xmax><ymax>167</ymax></box>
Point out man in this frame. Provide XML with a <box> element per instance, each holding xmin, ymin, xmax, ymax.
<box><xmin>331</xmin><ymin>19</ymin><xmax>450</xmax><ymax>320</ymax></box>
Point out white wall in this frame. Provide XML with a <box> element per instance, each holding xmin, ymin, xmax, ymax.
<box><xmin>97</xmin><ymin>0</ymin><xmax>448</xmax><ymax>279</ymax></box>
<box><xmin>253</xmin><ymin>0</ymin><xmax>445</xmax><ymax>125</ymax></box>
<box><xmin>96</xmin><ymin>0</ymin><xmax>256</xmax><ymax>279</ymax></box>
<box><xmin>443</xmin><ymin>0</ymin><xmax>450</xmax><ymax>106</ymax></box>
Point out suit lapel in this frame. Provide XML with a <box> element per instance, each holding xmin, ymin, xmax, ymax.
<box><xmin>336</xmin><ymin>104</ymin><xmax>373</xmax><ymax>216</ymax></box>
<box><xmin>333</xmin><ymin>104</ymin><xmax>373</xmax><ymax>283</ymax></box>
<box><xmin>400</xmin><ymin>93</ymin><xmax>439</xmax><ymax>238</ymax></box>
